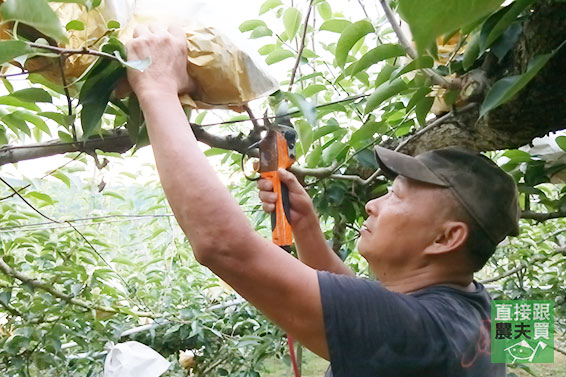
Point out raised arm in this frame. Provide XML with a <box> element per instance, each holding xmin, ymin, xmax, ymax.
<box><xmin>258</xmin><ymin>169</ymin><xmax>354</xmax><ymax>276</ymax></box>
<box><xmin>126</xmin><ymin>24</ymin><xmax>330</xmax><ymax>359</ymax></box>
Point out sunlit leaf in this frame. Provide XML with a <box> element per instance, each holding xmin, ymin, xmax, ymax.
<box><xmin>398</xmin><ymin>0</ymin><xmax>503</xmax><ymax>54</ymax></box>
<box><xmin>1</xmin><ymin>0</ymin><xmax>68</xmax><ymax>43</ymax></box>
<box><xmin>364</xmin><ymin>78</ymin><xmax>407</xmax><ymax>114</ymax></box>
<box><xmin>283</xmin><ymin>7</ymin><xmax>301</xmax><ymax>41</ymax></box>
<box><xmin>0</xmin><ymin>40</ymin><xmax>37</xmax><ymax>65</ymax></box>
<box><xmin>349</xmin><ymin>44</ymin><xmax>405</xmax><ymax>77</ymax></box>
<box><xmin>259</xmin><ymin>0</ymin><xmax>283</xmax><ymax>15</ymax></box>
<box><xmin>335</xmin><ymin>20</ymin><xmax>374</xmax><ymax>68</ymax></box>
<box><xmin>12</xmin><ymin>88</ymin><xmax>52</xmax><ymax>103</ymax></box>
<box><xmin>319</xmin><ymin>19</ymin><xmax>351</xmax><ymax>33</ymax></box>
<box><xmin>265</xmin><ymin>49</ymin><xmax>294</xmax><ymax>65</ymax></box>
<box><xmin>239</xmin><ymin>20</ymin><xmax>267</xmax><ymax>33</ymax></box>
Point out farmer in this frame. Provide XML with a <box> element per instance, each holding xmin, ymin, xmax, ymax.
<box><xmin>126</xmin><ymin>25</ymin><xmax>519</xmax><ymax>376</ymax></box>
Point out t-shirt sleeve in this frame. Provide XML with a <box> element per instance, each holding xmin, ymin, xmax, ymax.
<box><xmin>318</xmin><ymin>271</ymin><xmax>449</xmax><ymax>377</ymax></box>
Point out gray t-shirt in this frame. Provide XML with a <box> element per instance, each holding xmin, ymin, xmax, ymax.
<box><xmin>318</xmin><ymin>271</ymin><xmax>505</xmax><ymax>377</ymax></box>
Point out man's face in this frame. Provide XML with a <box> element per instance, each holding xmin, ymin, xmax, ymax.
<box><xmin>358</xmin><ymin>176</ymin><xmax>453</xmax><ymax>273</ymax></box>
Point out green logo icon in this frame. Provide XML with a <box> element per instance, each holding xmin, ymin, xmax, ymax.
<box><xmin>491</xmin><ymin>300</ymin><xmax>554</xmax><ymax>363</ymax></box>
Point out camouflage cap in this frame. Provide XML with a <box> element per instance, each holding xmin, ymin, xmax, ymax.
<box><xmin>374</xmin><ymin>146</ymin><xmax>521</xmax><ymax>245</ymax></box>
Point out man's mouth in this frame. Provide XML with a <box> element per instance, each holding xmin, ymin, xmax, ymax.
<box><xmin>361</xmin><ymin>223</ymin><xmax>370</xmax><ymax>233</ymax></box>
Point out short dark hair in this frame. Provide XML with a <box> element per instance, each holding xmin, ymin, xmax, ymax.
<box><xmin>447</xmin><ymin>192</ymin><xmax>496</xmax><ymax>272</ymax></box>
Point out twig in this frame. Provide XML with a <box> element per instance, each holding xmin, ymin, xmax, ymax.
<box><xmin>244</xmin><ymin>105</ymin><xmax>263</xmax><ymax>135</ymax></box>
<box><xmin>289</xmin><ymin>0</ymin><xmax>315</xmax><ymax>90</ymax></box>
<box><xmin>521</xmin><ymin>210</ymin><xmax>566</xmax><ymax>222</ymax></box>
<box><xmin>0</xmin><ymin>256</ymin><xmax>154</xmax><ymax>318</ymax></box>
<box><xmin>28</xmin><ymin>42</ymin><xmax>120</xmax><ymax>63</ymax></box>
<box><xmin>57</xmin><ymin>55</ymin><xmax>77</xmax><ymax>141</ymax></box>
<box><xmin>378</xmin><ymin>0</ymin><xmax>458</xmax><ymax>90</ymax></box>
<box><xmin>479</xmin><ymin>264</ymin><xmax>526</xmax><ymax>284</ymax></box>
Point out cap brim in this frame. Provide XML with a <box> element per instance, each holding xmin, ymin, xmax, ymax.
<box><xmin>374</xmin><ymin>146</ymin><xmax>448</xmax><ymax>187</ymax></box>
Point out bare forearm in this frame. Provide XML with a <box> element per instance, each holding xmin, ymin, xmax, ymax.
<box><xmin>137</xmin><ymin>91</ymin><xmax>253</xmax><ymax>256</ymax></box>
<box><xmin>293</xmin><ymin>213</ymin><xmax>355</xmax><ymax>276</ymax></box>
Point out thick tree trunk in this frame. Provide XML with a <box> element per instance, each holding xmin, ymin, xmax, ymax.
<box><xmin>398</xmin><ymin>0</ymin><xmax>566</xmax><ymax>155</ymax></box>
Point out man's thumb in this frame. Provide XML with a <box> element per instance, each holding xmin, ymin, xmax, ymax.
<box><xmin>278</xmin><ymin>168</ymin><xmax>300</xmax><ymax>190</ymax></box>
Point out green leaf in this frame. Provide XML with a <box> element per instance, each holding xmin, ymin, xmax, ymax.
<box><xmin>79</xmin><ymin>49</ymin><xmax>125</xmax><ymax>139</ymax></box>
<box><xmin>415</xmin><ymin>97</ymin><xmax>434</xmax><ymax>126</ymax></box>
<box><xmin>462</xmin><ymin>31</ymin><xmax>481</xmax><ymax>71</ymax></box>
<box><xmin>480</xmin><ymin>42</ymin><xmax>565</xmax><ymax>117</ymax></box>
<box><xmin>484</xmin><ymin>0</ymin><xmax>535</xmax><ymax>49</ymax></box>
<box><xmin>259</xmin><ymin>0</ymin><xmax>283</xmax><ymax>15</ymax></box>
<box><xmin>322</xmin><ymin>141</ymin><xmax>348</xmax><ymax>165</ymax></box>
<box><xmin>0</xmin><ymin>289</ymin><xmax>11</xmax><ymax>306</ymax></box>
<box><xmin>302</xmin><ymin>84</ymin><xmax>326</xmax><ymax>98</ymax></box>
<box><xmin>239</xmin><ymin>20</ymin><xmax>267</xmax><ymax>33</ymax></box>
<box><xmin>335</xmin><ymin>20</ymin><xmax>374</xmax><ymax>68</ymax></box>
<box><xmin>107</xmin><ymin>20</ymin><xmax>120</xmax><ymax>29</ymax></box>
<box><xmin>0</xmin><ymin>95</ymin><xmax>41</xmax><ymax>111</ymax></box>
<box><xmin>398</xmin><ymin>0</ymin><xmax>503</xmax><ymax>54</ymax></box>
<box><xmin>491</xmin><ymin>23</ymin><xmax>522</xmax><ymax>62</ymax></box>
<box><xmin>407</xmin><ymin>87</ymin><xmax>432</xmax><ymax>111</ymax></box>
<box><xmin>350</xmin><ymin>120</ymin><xmax>386</xmax><ymax>146</ymax></box>
<box><xmin>12</xmin><ymin>111</ymin><xmax>51</xmax><ymax>136</ymax></box>
<box><xmin>319</xmin><ymin>19</ymin><xmax>351</xmax><ymax>33</ymax></box>
<box><xmin>258</xmin><ymin>44</ymin><xmax>276</xmax><ymax>56</ymax></box>
<box><xmin>51</xmin><ymin>171</ymin><xmax>71</xmax><ymax>187</ymax></box>
<box><xmin>66</xmin><ymin>20</ymin><xmax>85</xmax><ymax>31</ymax></box>
<box><xmin>12</xmin><ymin>88</ymin><xmax>52</xmax><ymax>103</ymax></box>
<box><xmin>317</xmin><ymin>1</ymin><xmax>332</xmax><ymax>20</ymax></box>
<box><xmin>283</xmin><ymin>8</ymin><xmax>301</xmax><ymax>41</ymax></box>
<box><xmin>374</xmin><ymin>64</ymin><xmax>396</xmax><ymax>88</ymax></box>
<box><xmin>1</xmin><ymin>0</ymin><xmax>68</xmax><ymax>43</ymax></box>
<box><xmin>285</xmin><ymin>92</ymin><xmax>316</xmax><ymax>126</ymax></box>
<box><xmin>391</xmin><ymin>56</ymin><xmax>434</xmax><ymax>80</ymax></box>
<box><xmin>364</xmin><ymin>78</ymin><xmax>407</xmax><ymax>114</ymax></box>
<box><xmin>2</xmin><ymin>113</ymin><xmax>30</xmax><ymax>136</ymax></box>
<box><xmin>0</xmin><ymin>40</ymin><xmax>37</xmax><ymax>65</ymax></box>
<box><xmin>349</xmin><ymin>44</ymin><xmax>405</xmax><ymax>77</ymax></box>
<box><xmin>27</xmin><ymin>191</ymin><xmax>54</xmax><ymax>204</ymax></box>
<box><xmin>555</xmin><ymin>136</ymin><xmax>566</xmax><ymax>152</ymax></box>
<box><xmin>503</xmin><ymin>149</ymin><xmax>532</xmax><ymax>163</ymax></box>
<box><xmin>2</xmin><ymin>78</ymin><xmax>14</xmax><ymax>93</ymax></box>
<box><xmin>265</xmin><ymin>49</ymin><xmax>294</xmax><ymax>65</ymax></box>
<box><xmin>250</xmin><ymin>26</ymin><xmax>273</xmax><ymax>39</ymax></box>
<box><xmin>295</xmin><ymin>119</ymin><xmax>313</xmax><ymax>155</ymax></box>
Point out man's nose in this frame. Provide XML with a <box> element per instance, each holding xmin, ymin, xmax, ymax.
<box><xmin>365</xmin><ymin>198</ymin><xmax>379</xmax><ymax>215</ymax></box>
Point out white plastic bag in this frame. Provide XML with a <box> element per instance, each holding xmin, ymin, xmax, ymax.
<box><xmin>103</xmin><ymin>341</ymin><xmax>170</xmax><ymax>377</ymax></box>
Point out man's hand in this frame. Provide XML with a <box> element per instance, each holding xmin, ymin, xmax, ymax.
<box><xmin>126</xmin><ymin>24</ymin><xmax>196</xmax><ymax>99</ymax></box>
<box><xmin>258</xmin><ymin>168</ymin><xmax>317</xmax><ymax>231</ymax></box>
<box><xmin>258</xmin><ymin>168</ymin><xmax>355</xmax><ymax>276</ymax></box>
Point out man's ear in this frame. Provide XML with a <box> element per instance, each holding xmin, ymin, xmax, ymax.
<box><xmin>424</xmin><ymin>221</ymin><xmax>468</xmax><ymax>255</ymax></box>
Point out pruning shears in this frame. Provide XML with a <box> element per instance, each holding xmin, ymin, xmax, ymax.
<box><xmin>257</xmin><ymin>115</ymin><xmax>297</xmax><ymax>251</ymax></box>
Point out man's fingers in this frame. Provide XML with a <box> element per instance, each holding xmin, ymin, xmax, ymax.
<box><xmin>262</xmin><ymin>203</ymin><xmax>275</xmax><ymax>213</ymax></box>
<box><xmin>168</xmin><ymin>24</ymin><xmax>187</xmax><ymax>40</ymax></box>
<box><xmin>259</xmin><ymin>190</ymin><xmax>277</xmax><ymax>204</ymax></box>
<box><xmin>133</xmin><ymin>24</ymin><xmax>150</xmax><ymax>38</ymax></box>
<box><xmin>257</xmin><ymin>179</ymin><xmax>273</xmax><ymax>191</ymax></box>
<box><xmin>148</xmin><ymin>23</ymin><xmax>167</xmax><ymax>35</ymax></box>
<box><xmin>278</xmin><ymin>168</ymin><xmax>302</xmax><ymax>191</ymax></box>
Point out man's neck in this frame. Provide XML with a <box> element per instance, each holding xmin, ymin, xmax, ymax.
<box><xmin>378</xmin><ymin>267</ymin><xmax>474</xmax><ymax>294</ymax></box>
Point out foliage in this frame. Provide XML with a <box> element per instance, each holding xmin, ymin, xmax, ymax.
<box><xmin>0</xmin><ymin>0</ymin><xmax>564</xmax><ymax>376</ymax></box>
